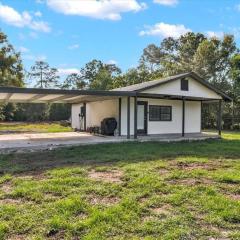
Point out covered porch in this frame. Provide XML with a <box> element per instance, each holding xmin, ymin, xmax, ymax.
<box><xmin>117</xmin><ymin>95</ymin><xmax>224</xmax><ymax>139</ymax></box>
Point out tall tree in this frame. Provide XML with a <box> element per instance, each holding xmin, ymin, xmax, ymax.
<box><xmin>62</xmin><ymin>73</ymin><xmax>86</xmax><ymax>90</ymax></box>
<box><xmin>193</xmin><ymin>35</ymin><xmax>236</xmax><ymax>91</ymax></box>
<box><xmin>139</xmin><ymin>32</ymin><xmax>236</xmax><ymax>92</ymax></box>
<box><xmin>0</xmin><ymin>30</ymin><xmax>24</xmax><ymax>121</ymax></box>
<box><xmin>28</xmin><ymin>61</ymin><xmax>59</xmax><ymax>88</ymax></box>
<box><xmin>230</xmin><ymin>54</ymin><xmax>240</xmax><ymax>101</ymax></box>
<box><xmin>0</xmin><ymin>30</ymin><xmax>24</xmax><ymax>87</ymax></box>
<box><xmin>79</xmin><ymin>59</ymin><xmax>121</xmax><ymax>90</ymax></box>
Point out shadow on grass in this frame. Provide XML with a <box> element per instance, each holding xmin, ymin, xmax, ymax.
<box><xmin>0</xmin><ymin>137</ymin><xmax>240</xmax><ymax>175</ymax></box>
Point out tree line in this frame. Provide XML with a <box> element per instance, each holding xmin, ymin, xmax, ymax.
<box><xmin>1</xmin><ymin>30</ymin><xmax>240</xmax><ymax>129</ymax></box>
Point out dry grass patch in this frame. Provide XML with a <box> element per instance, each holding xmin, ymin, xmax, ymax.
<box><xmin>0</xmin><ymin>198</ymin><xmax>23</xmax><ymax>205</ymax></box>
<box><xmin>151</xmin><ymin>204</ymin><xmax>172</xmax><ymax>216</ymax></box>
<box><xmin>88</xmin><ymin>194</ymin><xmax>120</xmax><ymax>206</ymax></box>
<box><xmin>6</xmin><ymin>235</ymin><xmax>28</xmax><ymax>240</ymax></box>
<box><xmin>168</xmin><ymin>178</ymin><xmax>214</xmax><ymax>186</ymax></box>
<box><xmin>142</xmin><ymin>215</ymin><xmax>158</xmax><ymax>222</ymax></box>
<box><xmin>175</xmin><ymin>162</ymin><xmax>220</xmax><ymax>171</ymax></box>
<box><xmin>138</xmin><ymin>196</ymin><xmax>149</xmax><ymax>204</ymax></box>
<box><xmin>1</xmin><ymin>182</ymin><xmax>13</xmax><ymax>194</ymax></box>
<box><xmin>226</xmin><ymin>194</ymin><xmax>240</xmax><ymax>201</ymax></box>
<box><xmin>158</xmin><ymin>168</ymin><xmax>170</xmax><ymax>175</ymax></box>
<box><xmin>88</xmin><ymin>169</ymin><xmax>123</xmax><ymax>183</ymax></box>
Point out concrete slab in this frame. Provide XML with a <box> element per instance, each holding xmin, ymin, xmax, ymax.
<box><xmin>0</xmin><ymin>132</ymin><xmax>220</xmax><ymax>154</ymax></box>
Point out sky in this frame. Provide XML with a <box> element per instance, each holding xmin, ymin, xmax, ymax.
<box><xmin>1</xmin><ymin>0</ymin><xmax>240</xmax><ymax>85</ymax></box>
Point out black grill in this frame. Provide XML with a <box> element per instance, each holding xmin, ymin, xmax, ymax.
<box><xmin>101</xmin><ymin>118</ymin><xmax>117</xmax><ymax>136</ymax></box>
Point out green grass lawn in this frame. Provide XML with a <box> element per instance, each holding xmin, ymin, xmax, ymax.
<box><xmin>0</xmin><ymin>132</ymin><xmax>240</xmax><ymax>239</ymax></box>
<box><xmin>0</xmin><ymin>122</ymin><xmax>72</xmax><ymax>133</ymax></box>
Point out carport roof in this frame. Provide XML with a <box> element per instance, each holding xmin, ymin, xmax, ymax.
<box><xmin>0</xmin><ymin>87</ymin><xmax>135</xmax><ymax>104</ymax></box>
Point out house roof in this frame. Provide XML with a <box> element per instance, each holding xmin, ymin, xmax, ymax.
<box><xmin>113</xmin><ymin>72</ymin><xmax>189</xmax><ymax>92</ymax></box>
<box><xmin>113</xmin><ymin>72</ymin><xmax>232</xmax><ymax>101</ymax></box>
<box><xmin>0</xmin><ymin>72</ymin><xmax>232</xmax><ymax>103</ymax></box>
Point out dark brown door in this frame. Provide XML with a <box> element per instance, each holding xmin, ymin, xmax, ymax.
<box><xmin>137</xmin><ymin>101</ymin><xmax>148</xmax><ymax>135</ymax></box>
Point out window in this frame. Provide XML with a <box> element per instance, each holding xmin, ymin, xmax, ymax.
<box><xmin>181</xmin><ymin>78</ymin><xmax>189</xmax><ymax>91</ymax></box>
<box><xmin>149</xmin><ymin>105</ymin><xmax>172</xmax><ymax>121</ymax></box>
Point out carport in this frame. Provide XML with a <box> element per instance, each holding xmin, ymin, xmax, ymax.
<box><xmin>0</xmin><ymin>86</ymin><xmax>134</xmax><ymax>136</ymax></box>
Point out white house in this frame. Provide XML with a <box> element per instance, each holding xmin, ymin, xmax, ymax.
<box><xmin>0</xmin><ymin>72</ymin><xmax>231</xmax><ymax>139</ymax></box>
<box><xmin>71</xmin><ymin>72</ymin><xmax>231</xmax><ymax>138</ymax></box>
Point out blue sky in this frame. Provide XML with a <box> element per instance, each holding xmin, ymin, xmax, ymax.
<box><xmin>1</xmin><ymin>0</ymin><xmax>240</xmax><ymax>84</ymax></box>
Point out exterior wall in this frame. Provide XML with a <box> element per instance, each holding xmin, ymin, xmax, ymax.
<box><xmin>71</xmin><ymin>103</ymin><xmax>83</xmax><ymax>129</ymax></box>
<box><xmin>185</xmin><ymin>101</ymin><xmax>201</xmax><ymax>133</ymax></box>
<box><xmin>86</xmin><ymin>99</ymin><xmax>118</xmax><ymax>128</ymax></box>
<box><xmin>121</xmin><ymin>97</ymin><xmax>134</xmax><ymax>135</ymax></box>
<box><xmin>142</xmin><ymin>77</ymin><xmax>222</xmax><ymax>100</ymax></box>
<box><xmin>120</xmin><ymin>97</ymin><xmax>201</xmax><ymax>135</ymax></box>
<box><xmin>71</xmin><ymin>99</ymin><xmax>118</xmax><ymax>130</ymax></box>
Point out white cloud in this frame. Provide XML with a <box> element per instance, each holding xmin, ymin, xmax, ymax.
<box><xmin>0</xmin><ymin>3</ymin><xmax>51</xmax><ymax>32</ymax></box>
<box><xmin>30</xmin><ymin>21</ymin><xmax>50</xmax><ymax>32</ymax></box>
<box><xmin>153</xmin><ymin>0</ymin><xmax>178</xmax><ymax>6</ymax></box>
<box><xmin>106</xmin><ymin>59</ymin><xmax>117</xmax><ymax>65</ymax></box>
<box><xmin>68</xmin><ymin>44</ymin><xmax>79</xmax><ymax>50</ymax></box>
<box><xmin>206</xmin><ymin>31</ymin><xmax>224</xmax><ymax>39</ymax></box>
<box><xmin>139</xmin><ymin>22</ymin><xmax>191</xmax><ymax>38</ymax></box>
<box><xmin>46</xmin><ymin>0</ymin><xmax>146</xmax><ymax>20</ymax></box>
<box><xmin>58</xmin><ymin>68</ymin><xmax>79</xmax><ymax>76</ymax></box>
<box><xmin>19</xmin><ymin>46</ymin><xmax>29</xmax><ymax>53</ymax></box>
<box><xmin>34</xmin><ymin>11</ymin><xmax>42</xmax><ymax>17</ymax></box>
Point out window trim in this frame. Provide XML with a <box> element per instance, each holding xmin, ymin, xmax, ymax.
<box><xmin>149</xmin><ymin>105</ymin><xmax>172</xmax><ymax>122</ymax></box>
<box><xmin>181</xmin><ymin>78</ymin><xmax>189</xmax><ymax>91</ymax></box>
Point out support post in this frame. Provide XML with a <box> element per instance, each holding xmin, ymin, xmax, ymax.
<box><xmin>134</xmin><ymin>96</ymin><xmax>137</xmax><ymax>139</ymax></box>
<box><xmin>127</xmin><ymin>96</ymin><xmax>130</xmax><ymax>139</ymax></box>
<box><xmin>118</xmin><ymin>98</ymin><xmax>121</xmax><ymax>136</ymax></box>
<box><xmin>200</xmin><ymin>100</ymin><xmax>202</xmax><ymax>132</ymax></box>
<box><xmin>218</xmin><ymin>100</ymin><xmax>222</xmax><ymax>136</ymax></box>
<box><xmin>83</xmin><ymin>102</ymin><xmax>86</xmax><ymax>132</ymax></box>
<box><xmin>182</xmin><ymin>98</ymin><xmax>185</xmax><ymax>137</ymax></box>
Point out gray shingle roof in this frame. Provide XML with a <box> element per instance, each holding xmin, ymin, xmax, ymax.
<box><xmin>112</xmin><ymin>72</ymin><xmax>190</xmax><ymax>92</ymax></box>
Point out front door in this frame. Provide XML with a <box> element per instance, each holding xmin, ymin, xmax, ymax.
<box><xmin>137</xmin><ymin>101</ymin><xmax>148</xmax><ymax>135</ymax></box>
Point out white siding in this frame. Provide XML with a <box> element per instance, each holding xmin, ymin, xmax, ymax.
<box><xmin>71</xmin><ymin>100</ymin><xmax>118</xmax><ymax>130</ymax></box>
<box><xmin>144</xmin><ymin>99</ymin><xmax>182</xmax><ymax>134</ymax></box>
<box><xmin>120</xmin><ymin>97</ymin><xmax>201</xmax><ymax>135</ymax></box>
<box><xmin>185</xmin><ymin>101</ymin><xmax>201</xmax><ymax>133</ymax></box>
<box><xmin>71</xmin><ymin>103</ymin><xmax>83</xmax><ymax>129</ymax></box>
<box><xmin>86</xmin><ymin>99</ymin><xmax>118</xmax><ymax>127</ymax></box>
<box><xmin>121</xmin><ymin>97</ymin><xmax>134</xmax><ymax>135</ymax></box>
<box><xmin>143</xmin><ymin>77</ymin><xmax>222</xmax><ymax>100</ymax></box>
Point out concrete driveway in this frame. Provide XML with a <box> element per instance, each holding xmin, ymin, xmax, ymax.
<box><xmin>0</xmin><ymin>131</ymin><xmax>219</xmax><ymax>153</ymax></box>
<box><xmin>0</xmin><ymin>132</ymin><xmax>125</xmax><ymax>153</ymax></box>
